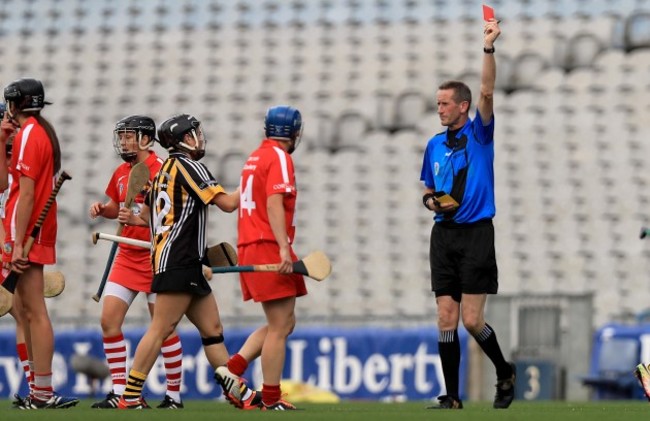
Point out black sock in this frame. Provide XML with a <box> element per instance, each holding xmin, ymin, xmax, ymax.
<box><xmin>438</xmin><ymin>329</ymin><xmax>460</xmax><ymax>399</ymax></box>
<box><xmin>473</xmin><ymin>323</ymin><xmax>512</xmax><ymax>379</ymax></box>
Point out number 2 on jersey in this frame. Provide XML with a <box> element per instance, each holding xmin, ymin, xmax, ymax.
<box><xmin>152</xmin><ymin>191</ymin><xmax>172</xmax><ymax>236</ymax></box>
<box><xmin>240</xmin><ymin>175</ymin><xmax>256</xmax><ymax>217</ymax></box>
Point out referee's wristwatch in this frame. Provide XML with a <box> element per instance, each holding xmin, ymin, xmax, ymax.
<box><xmin>483</xmin><ymin>46</ymin><xmax>495</xmax><ymax>54</ymax></box>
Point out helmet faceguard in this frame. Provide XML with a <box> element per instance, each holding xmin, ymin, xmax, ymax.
<box><xmin>288</xmin><ymin>123</ymin><xmax>304</xmax><ymax>154</ymax></box>
<box><xmin>264</xmin><ymin>105</ymin><xmax>303</xmax><ymax>154</ymax></box>
<box><xmin>113</xmin><ymin>115</ymin><xmax>156</xmax><ymax>163</ymax></box>
<box><xmin>113</xmin><ymin>130</ymin><xmax>139</xmax><ymax>163</ymax></box>
<box><xmin>1</xmin><ymin>103</ymin><xmax>15</xmax><ymax>156</ymax></box>
<box><xmin>181</xmin><ymin>125</ymin><xmax>206</xmax><ymax>161</ymax></box>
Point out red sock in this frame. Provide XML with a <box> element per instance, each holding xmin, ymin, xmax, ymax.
<box><xmin>16</xmin><ymin>343</ymin><xmax>31</xmax><ymax>392</ymax></box>
<box><xmin>262</xmin><ymin>384</ymin><xmax>281</xmax><ymax>406</ymax></box>
<box><xmin>227</xmin><ymin>353</ymin><xmax>248</xmax><ymax>377</ymax></box>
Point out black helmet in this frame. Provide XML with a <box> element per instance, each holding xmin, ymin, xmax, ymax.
<box><xmin>4</xmin><ymin>78</ymin><xmax>52</xmax><ymax>112</ymax></box>
<box><xmin>113</xmin><ymin>115</ymin><xmax>156</xmax><ymax>163</ymax></box>
<box><xmin>114</xmin><ymin>115</ymin><xmax>156</xmax><ymax>140</ymax></box>
<box><xmin>157</xmin><ymin>114</ymin><xmax>201</xmax><ymax>149</ymax></box>
<box><xmin>158</xmin><ymin>114</ymin><xmax>206</xmax><ymax>160</ymax></box>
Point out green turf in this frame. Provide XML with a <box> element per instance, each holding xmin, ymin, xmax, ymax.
<box><xmin>1</xmin><ymin>400</ymin><xmax>649</xmax><ymax>420</ymax></box>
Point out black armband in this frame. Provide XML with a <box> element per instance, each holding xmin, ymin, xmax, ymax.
<box><xmin>422</xmin><ymin>193</ymin><xmax>436</xmax><ymax>210</ymax></box>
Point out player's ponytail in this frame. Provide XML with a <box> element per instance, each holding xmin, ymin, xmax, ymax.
<box><xmin>34</xmin><ymin>114</ymin><xmax>61</xmax><ymax>174</ymax></box>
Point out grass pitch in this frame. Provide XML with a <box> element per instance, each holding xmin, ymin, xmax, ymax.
<box><xmin>1</xmin><ymin>400</ymin><xmax>649</xmax><ymax>420</ymax></box>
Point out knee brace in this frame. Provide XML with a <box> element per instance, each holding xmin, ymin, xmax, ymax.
<box><xmin>201</xmin><ymin>334</ymin><xmax>224</xmax><ymax>346</ymax></box>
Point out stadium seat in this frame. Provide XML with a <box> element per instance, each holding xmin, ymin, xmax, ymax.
<box><xmin>624</xmin><ymin>12</ymin><xmax>650</xmax><ymax>51</ymax></box>
<box><xmin>564</xmin><ymin>32</ymin><xmax>604</xmax><ymax>71</ymax></box>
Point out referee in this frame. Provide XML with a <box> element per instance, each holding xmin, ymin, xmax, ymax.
<box><xmin>420</xmin><ymin>18</ymin><xmax>515</xmax><ymax>410</ymax></box>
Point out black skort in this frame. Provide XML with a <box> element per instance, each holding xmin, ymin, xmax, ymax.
<box><xmin>152</xmin><ymin>264</ymin><xmax>212</xmax><ymax>297</ymax></box>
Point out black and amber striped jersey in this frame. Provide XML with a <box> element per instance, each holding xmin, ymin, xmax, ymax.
<box><xmin>145</xmin><ymin>152</ymin><xmax>225</xmax><ymax>274</ymax></box>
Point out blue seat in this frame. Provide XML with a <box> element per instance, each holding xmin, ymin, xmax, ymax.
<box><xmin>581</xmin><ymin>337</ymin><xmax>639</xmax><ymax>399</ymax></box>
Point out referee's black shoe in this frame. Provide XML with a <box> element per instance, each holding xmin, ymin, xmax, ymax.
<box><xmin>426</xmin><ymin>395</ymin><xmax>463</xmax><ymax>409</ymax></box>
<box><xmin>493</xmin><ymin>362</ymin><xmax>516</xmax><ymax>409</ymax></box>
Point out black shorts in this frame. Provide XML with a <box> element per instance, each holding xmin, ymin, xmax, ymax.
<box><xmin>429</xmin><ymin>219</ymin><xmax>498</xmax><ymax>301</ymax></box>
<box><xmin>152</xmin><ymin>264</ymin><xmax>212</xmax><ymax>297</ymax></box>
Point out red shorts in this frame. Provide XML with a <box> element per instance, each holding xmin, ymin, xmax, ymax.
<box><xmin>108</xmin><ymin>247</ymin><xmax>153</xmax><ymax>293</ymax></box>
<box><xmin>238</xmin><ymin>241</ymin><xmax>307</xmax><ymax>302</ymax></box>
<box><xmin>2</xmin><ymin>241</ymin><xmax>55</xmax><ymax>265</ymax></box>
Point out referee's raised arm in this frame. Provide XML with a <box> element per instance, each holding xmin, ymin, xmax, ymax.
<box><xmin>477</xmin><ymin>19</ymin><xmax>501</xmax><ymax>123</ymax></box>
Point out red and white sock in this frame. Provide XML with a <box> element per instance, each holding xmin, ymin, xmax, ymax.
<box><xmin>161</xmin><ymin>335</ymin><xmax>183</xmax><ymax>402</ymax></box>
<box><xmin>103</xmin><ymin>334</ymin><xmax>127</xmax><ymax>395</ymax></box>
<box><xmin>28</xmin><ymin>362</ymin><xmax>35</xmax><ymax>396</ymax></box>
<box><xmin>32</xmin><ymin>372</ymin><xmax>53</xmax><ymax>402</ymax></box>
<box><xmin>15</xmin><ymin>343</ymin><xmax>31</xmax><ymax>394</ymax></box>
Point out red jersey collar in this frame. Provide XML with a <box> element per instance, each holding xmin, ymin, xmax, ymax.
<box><xmin>261</xmin><ymin>138</ymin><xmax>286</xmax><ymax>149</ymax></box>
<box><xmin>22</xmin><ymin>116</ymin><xmax>38</xmax><ymax>128</ymax></box>
<box><xmin>138</xmin><ymin>150</ymin><xmax>157</xmax><ymax>168</ymax></box>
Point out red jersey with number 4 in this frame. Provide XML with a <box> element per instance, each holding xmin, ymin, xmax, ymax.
<box><xmin>105</xmin><ymin>151</ymin><xmax>162</xmax><ymax>291</ymax></box>
<box><xmin>3</xmin><ymin>116</ymin><xmax>58</xmax><ymax>250</ymax></box>
<box><xmin>238</xmin><ymin>139</ymin><xmax>297</xmax><ymax>247</ymax></box>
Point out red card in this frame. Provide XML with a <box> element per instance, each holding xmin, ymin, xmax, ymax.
<box><xmin>482</xmin><ymin>4</ymin><xmax>495</xmax><ymax>21</ymax></box>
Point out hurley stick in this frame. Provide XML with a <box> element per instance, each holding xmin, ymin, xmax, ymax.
<box><xmin>92</xmin><ymin>162</ymin><xmax>150</xmax><ymax>302</ymax></box>
<box><xmin>211</xmin><ymin>250</ymin><xmax>332</xmax><ymax>282</ymax></box>
<box><xmin>0</xmin><ymin>171</ymin><xmax>72</xmax><ymax>316</ymax></box>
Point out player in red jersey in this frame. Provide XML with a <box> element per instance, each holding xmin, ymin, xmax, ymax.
<box><xmin>0</xmin><ymin>78</ymin><xmax>78</xmax><ymax>409</ymax></box>
<box><xmin>88</xmin><ymin>116</ymin><xmax>184</xmax><ymax>409</ymax></box>
<box><xmin>0</xmin><ymin>103</ymin><xmax>34</xmax><ymax>408</ymax></box>
<box><xmin>215</xmin><ymin>105</ymin><xmax>305</xmax><ymax>411</ymax></box>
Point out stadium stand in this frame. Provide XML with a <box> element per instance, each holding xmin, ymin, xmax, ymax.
<box><xmin>0</xmin><ymin>0</ymin><xmax>649</xmax><ymax>330</ymax></box>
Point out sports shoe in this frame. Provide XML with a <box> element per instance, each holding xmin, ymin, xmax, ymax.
<box><xmin>51</xmin><ymin>392</ymin><xmax>80</xmax><ymax>409</ymax></box>
<box><xmin>11</xmin><ymin>393</ymin><xmax>25</xmax><ymax>409</ymax></box>
<box><xmin>91</xmin><ymin>391</ymin><xmax>120</xmax><ymax>409</ymax></box>
<box><xmin>426</xmin><ymin>395</ymin><xmax>463</xmax><ymax>409</ymax></box>
<box><xmin>157</xmin><ymin>394</ymin><xmax>184</xmax><ymax>409</ymax></box>
<box><xmin>214</xmin><ymin>366</ymin><xmax>248</xmax><ymax>407</ymax></box>
<box><xmin>117</xmin><ymin>396</ymin><xmax>151</xmax><ymax>410</ymax></box>
<box><xmin>240</xmin><ymin>390</ymin><xmax>263</xmax><ymax>410</ymax></box>
<box><xmin>18</xmin><ymin>393</ymin><xmax>80</xmax><ymax>409</ymax></box>
<box><xmin>260</xmin><ymin>398</ymin><xmax>297</xmax><ymax>411</ymax></box>
<box><xmin>493</xmin><ymin>362</ymin><xmax>516</xmax><ymax>409</ymax></box>
<box><xmin>635</xmin><ymin>363</ymin><xmax>650</xmax><ymax>401</ymax></box>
